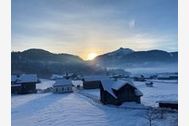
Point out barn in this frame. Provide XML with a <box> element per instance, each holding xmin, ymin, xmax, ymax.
<box><xmin>12</xmin><ymin>74</ymin><xmax>38</xmax><ymax>94</ymax></box>
<box><xmin>100</xmin><ymin>79</ymin><xmax>143</xmax><ymax>105</ymax></box>
<box><xmin>82</xmin><ymin>75</ymin><xmax>108</xmax><ymax>89</ymax></box>
<box><xmin>53</xmin><ymin>79</ymin><xmax>73</xmax><ymax>93</ymax></box>
<box><xmin>157</xmin><ymin>101</ymin><xmax>178</xmax><ymax>110</ymax></box>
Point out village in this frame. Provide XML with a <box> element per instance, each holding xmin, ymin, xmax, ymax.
<box><xmin>11</xmin><ymin>71</ymin><xmax>178</xmax><ymax>126</ymax></box>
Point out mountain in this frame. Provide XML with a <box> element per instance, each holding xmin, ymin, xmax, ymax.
<box><xmin>11</xmin><ymin>49</ymin><xmax>106</xmax><ymax>78</ymax></box>
<box><xmin>11</xmin><ymin>48</ymin><xmax>178</xmax><ymax>77</ymax></box>
<box><xmin>94</xmin><ymin>48</ymin><xmax>178</xmax><ymax>68</ymax></box>
<box><xmin>105</xmin><ymin>47</ymin><xmax>134</xmax><ymax>56</ymax></box>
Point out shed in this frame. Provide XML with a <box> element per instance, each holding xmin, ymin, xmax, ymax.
<box><xmin>82</xmin><ymin>75</ymin><xmax>108</xmax><ymax>89</ymax></box>
<box><xmin>157</xmin><ymin>101</ymin><xmax>178</xmax><ymax>110</ymax></box>
<box><xmin>12</xmin><ymin>74</ymin><xmax>38</xmax><ymax>94</ymax></box>
<box><xmin>53</xmin><ymin>79</ymin><xmax>73</xmax><ymax>93</ymax></box>
<box><xmin>100</xmin><ymin>79</ymin><xmax>143</xmax><ymax>105</ymax></box>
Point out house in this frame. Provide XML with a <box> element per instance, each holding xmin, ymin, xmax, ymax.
<box><xmin>11</xmin><ymin>75</ymin><xmax>21</xmax><ymax>94</ymax></box>
<box><xmin>82</xmin><ymin>75</ymin><xmax>108</xmax><ymax>89</ymax></box>
<box><xmin>157</xmin><ymin>101</ymin><xmax>178</xmax><ymax>110</ymax></box>
<box><xmin>52</xmin><ymin>79</ymin><xmax>73</xmax><ymax>93</ymax></box>
<box><xmin>100</xmin><ymin>79</ymin><xmax>143</xmax><ymax>105</ymax></box>
<box><xmin>12</xmin><ymin>74</ymin><xmax>38</xmax><ymax>94</ymax></box>
<box><xmin>157</xmin><ymin>74</ymin><xmax>171</xmax><ymax>80</ymax></box>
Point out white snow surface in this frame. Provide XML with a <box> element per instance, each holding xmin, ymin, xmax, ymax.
<box><xmin>12</xmin><ymin>79</ymin><xmax>177</xmax><ymax>126</ymax></box>
<box><xmin>36</xmin><ymin>79</ymin><xmax>54</xmax><ymax>90</ymax></box>
<box><xmin>53</xmin><ymin>78</ymin><xmax>72</xmax><ymax>86</ymax></box>
<box><xmin>16</xmin><ymin>74</ymin><xmax>38</xmax><ymax>83</ymax></box>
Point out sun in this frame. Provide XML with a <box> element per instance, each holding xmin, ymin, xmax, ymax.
<box><xmin>87</xmin><ymin>52</ymin><xmax>97</xmax><ymax>60</ymax></box>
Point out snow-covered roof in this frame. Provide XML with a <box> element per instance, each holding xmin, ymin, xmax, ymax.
<box><xmin>11</xmin><ymin>75</ymin><xmax>17</xmax><ymax>82</ymax></box>
<box><xmin>134</xmin><ymin>89</ymin><xmax>143</xmax><ymax>96</ymax></box>
<box><xmin>157</xmin><ymin>100</ymin><xmax>178</xmax><ymax>104</ymax></box>
<box><xmin>111</xmin><ymin>79</ymin><xmax>134</xmax><ymax>90</ymax></box>
<box><xmin>83</xmin><ymin>75</ymin><xmax>109</xmax><ymax>82</ymax></box>
<box><xmin>101</xmin><ymin>79</ymin><xmax>143</xmax><ymax>98</ymax></box>
<box><xmin>53</xmin><ymin>79</ymin><xmax>72</xmax><ymax>87</ymax></box>
<box><xmin>100</xmin><ymin>79</ymin><xmax>117</xmax><ymax>98</ymax></box>
<box><xmin>16</xmin><ymin>74</ymin><xmax>38</xmax><ymax>83</ymax></box>
<box><xmin>11</xmin><ymin>84</ymin><xmax>21</xmax><ymax>87</ymax></box>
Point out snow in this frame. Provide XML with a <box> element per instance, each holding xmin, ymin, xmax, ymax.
<box><xmin>135</xmin><ymin>89</ymin><xmax>143</xmax><ymax>96</ymax></box>
<box><xmin>100</xmin><ymin>79</ymin><xmax>117</xmax><ymax>98</ymax></box>
<box><xmin>72</xmin><ymin>80</ymin><xmax>83</xmax><ymax>87</ymax></box>
<box><xmin>111</xmin><ymin>79</ymin><xmax>134</xmax><ymax>90</ymax></box>
<box><xmin>133</xmin><ymin>80</ymin><xmax>178</xmax><ymax>107</ymax></box>
<box><xmin>50</xmin><ymin>74</ymin><xmax>64</xmax><ymax>80</ymax></box>
<box><xmin>11</xmin><ymin>84</ymin><xmax>21</xmax><ymax>87</ymax></box>
<box><xmin>157</xmin><ymin>101</ymin><xmax>178</xmax><ymax>104</ymax></box>
<box><xmin>53</xmin><ymin>79</ymin><xmax>72</xmax><ymax>87</ymax></box>
<box><xmin>36</xmin><ymin>79</ymin><xmax>54</xmax><ymax>90</ymax></box>
<box><xmin>100</xmin><ymin>79</ymin><xmax>143</xmax><ymax>98</ymax></box>
<box><xmin>16</xmin><ymin>74</ymin><xmax>38</xmax><ymax>83</ymax></box>
<box><xmin>12</xmin><ymin>79</ymin><xmax>177</xmax><ymax>126</ymax></box>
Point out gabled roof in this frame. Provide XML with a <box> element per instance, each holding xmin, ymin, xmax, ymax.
<box><xmin>100</xmin><ymin>79</ymin><xmax>117</xmax><ymax>98</ymax></box>
<box><xmin>111</xmin><ymin>79</ymin><xmax>134</xmax><ymax>90</ymax></box>
<box><xmin>16</xmin><ymin>74</ymin><xmax>38</xmax><ymax>83</ymax></box>
<box><xmin>134</xmin><ymin>89</ymin><xmax>143</xmax><ymax>96</ymax></box>
<box><xmin>53</xmin><ymin>79</ymin><xmax>72</xmax><ymax>87</ymax></box>
<box><xmin>101</xmin><ymin>79</ymin><xmax>143</xmax><ymax>98</ymax></box>
<box><xmin>83</xmin><ymin>75</ymin><xmax>109</xmax><ymax>82</ymax></box>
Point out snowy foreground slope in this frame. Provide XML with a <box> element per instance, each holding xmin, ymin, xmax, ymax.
<box><xmin>12</xmin><ymin>79</ymin><xmax>177</xmax><ymax>126</ymax></box>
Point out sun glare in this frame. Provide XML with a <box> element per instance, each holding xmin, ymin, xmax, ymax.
<box><xmin>87</xmin><ymin>52</ymin><xmax>97</xmax><ymax>60</ymax></box>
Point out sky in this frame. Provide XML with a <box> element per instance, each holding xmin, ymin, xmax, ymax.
<box><xmin>12</xmin><ymin>0</ymin><xmax>178</xmax><ymax>60</ymax></box>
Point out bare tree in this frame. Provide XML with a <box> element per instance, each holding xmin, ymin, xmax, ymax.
<box><xmin>144</xmin><ymin>107</ymin><xmax>159</xmax><ymax>126</ymax></box>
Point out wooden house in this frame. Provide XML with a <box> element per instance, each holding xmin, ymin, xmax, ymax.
<box><xmin>100</xmin><ymin>79</ymin><xmax>143</xmax><ymax>105</ymax></box>
<box><xmin>12</xmin><ymin>74</ymin><xmax>38</xmax><ymax>94</ymax></box>
<box><xmin>157</xmin><ymin>101</ymin><xmax>178</xmax><ymax>110</ymax></box>
<box><xmin>52</xmin><ymin>79</ymin><xmax>73</xmax><ymax>93</ymax></box>
<box><xmin>82</xmin><ymin>75</ymin><xmax>108</xmax><ymax>89</ymax></box>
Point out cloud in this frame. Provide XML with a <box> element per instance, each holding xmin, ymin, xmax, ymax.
<box><xmin>128</xmin><ymin>19</ymin><xmax>136</xmax><ymax>29</ymax></box>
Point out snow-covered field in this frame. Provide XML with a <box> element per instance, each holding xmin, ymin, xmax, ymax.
<box><xmin>12</xmin><ymin>79</ymin><xmax>177</xmax><ymax>126</ymax></box>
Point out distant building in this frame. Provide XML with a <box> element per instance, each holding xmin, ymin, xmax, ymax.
<box><xmin>53</xmin><ymin>79</ymin><xmax>73</xmax><ymax>93</ymax></box>
<box><xmin>50</xmin><ymin>74</ymin><xmax>64</xmax><ymax>80</ymax></box>
<box><xmin>11</xmin><ymin>74</ymin><xmax>38</xmax><ymax>94</ymax></box>
<box><xmin>100</xmin><ymin>79</ymin><xmax>143</xmax><ymax>105</ymax></box>
<box><xmin>133</xmin><ymin>75</ymin><xmax>146</xmax><ymax>82</ymax></box>
<box><xmin>157</xmin><ymin>101</ymin><xmax>178</xmax><ymax>110</ymax></box>
<box><xmin>157</xmin><ymin>74</ymin><xmax>171</xmax><ymax>80</ymax></box>
<box><xmin>82</xmin><ymin>75</ymin><xmax>108</xmax><ymax>89</ymax></box>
